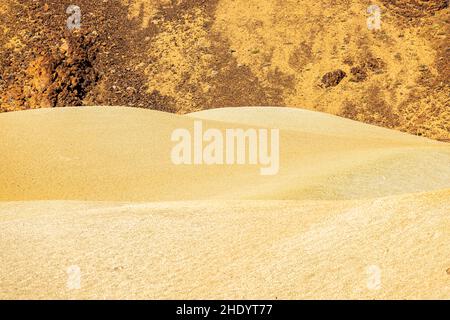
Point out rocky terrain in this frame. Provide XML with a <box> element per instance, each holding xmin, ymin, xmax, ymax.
<box><xmin>0</xmin><ymin>0</ymin><xmax>448</xmax><ymax>140</ymax></box>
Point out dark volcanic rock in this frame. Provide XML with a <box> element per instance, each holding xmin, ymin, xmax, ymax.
<box><xmin>321</xmin><ymin>69</ymin><xmax>347</xmax><ymax>88</ymax></box>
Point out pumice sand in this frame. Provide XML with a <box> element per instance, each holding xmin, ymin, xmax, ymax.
<box><xmin>0</xmin><ymin>106</ymin><xmax>449</xmax><ymax>299</ymax></box>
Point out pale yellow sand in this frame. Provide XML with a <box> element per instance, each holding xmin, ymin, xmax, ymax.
<box><xmin>0</xmin><ymin>106</ymin><xmax>449</xmax><ymax>299</ymax></box>
<box><xmin>1</xmin><ymin>107</ymin><xmax>449</xmax><ymax>202</ymax></box>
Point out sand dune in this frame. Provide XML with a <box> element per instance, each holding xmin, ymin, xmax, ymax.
<box><xmin>0</xmin><ymin>106</ymin><xmax>449</xmax><ymax>299</ymax></box>
<box><xmin>1</xmin><ymin>107</ymin><xmax>449</xmax><ymax>201</ymax></box>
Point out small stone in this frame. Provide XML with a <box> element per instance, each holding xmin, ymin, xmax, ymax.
<box><xmin>321</xmin><ymin>69</ymin><xmax>347</xmax><ymax>88</ymax></box>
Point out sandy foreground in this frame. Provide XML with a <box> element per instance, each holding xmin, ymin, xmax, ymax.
<box><xmin>0</xmin><ymin>106</ymin><xmax>449</xmax><ymax>299</ymax></box>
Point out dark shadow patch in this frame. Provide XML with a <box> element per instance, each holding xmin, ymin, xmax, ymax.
<box><xmin>288</xmin><ymin>42</ymin><xmax>313</xmax><ymax>72</ymax></box>
<box><xmin>381</xmin><ymin>0</ymin><xmax>448</xmax><ymax>18</ymax></box>
<box><xmin>341</xmin><ymin>85</ymin><xmax>400</xmax><ymax>129</ymax></box>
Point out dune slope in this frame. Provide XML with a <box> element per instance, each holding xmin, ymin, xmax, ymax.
<box><xmin>0</xmin><ymin>106</ymin><xmax>449</xmax><ymax>202</ymax></box>
<box><xmin>0</xmin><ymin>106</ymin><xmax>449</xmax><ymax>299</ymax></box>
<box><xmin>1</xmin><ymin>190</ymin><xmax>449</xmax><ymax>300</ymax></box>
